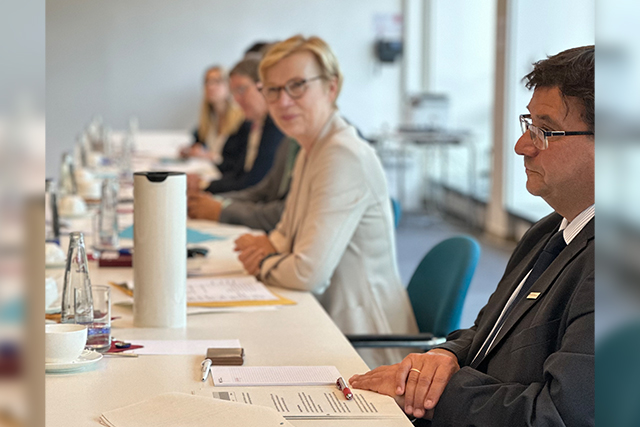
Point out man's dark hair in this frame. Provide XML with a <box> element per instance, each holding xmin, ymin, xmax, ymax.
<box><xmin>245</xmin><ymin>42</ymin><xmax>270</xmax><ymax>56</ymax></box>
<box><xmin>229</xmin><ymin>57</ymin><xmax>261</xmax><ymax>83</ymax></box>
<box><xmin>524</xmin><ymin>45</ymin><xmax>594</xmax><ymax>132</ymax></box>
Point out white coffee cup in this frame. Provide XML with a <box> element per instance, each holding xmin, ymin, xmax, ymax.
<box><xmin>78</xmin><ymin>179</ymin><xmax>102</xmax><ymax>200</ymax></box>
<box><xmin>59</xmin><ymin>195</ymin><xmax>87</xmax><ymax>216</ymax></box>
<box><xmin>45</xmin><ymin>242</ymin><xmax>66</xmax><ymax>266</ymax></box>
<box><xmin>74</xmin><ymin>168</ymin><xmax>95</xmax><ymax>185</ymax></box>
<box><xmin>45</xmin><ymin>324</ymin><xmax>87</xmax><ymax>364</ymax></box>
<box><xmin>87</xmin><ymin>152</ymin><xmax>104</xmax><ymax>168</ymax></box>
<box><xmin>45</xmin><ymin>277</ymin><xmax>59</xmax><ymax>309</ymax></box>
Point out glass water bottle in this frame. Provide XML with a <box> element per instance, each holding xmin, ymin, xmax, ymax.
<box><xmin>45</xmin><ymin>179</ymin><xmax>60</xmax><ymax>243</ymax></box>
<box><xmin>61</xmin><ymin>232</ymin><xmax>94</xmax><ymax>324</ymax></box>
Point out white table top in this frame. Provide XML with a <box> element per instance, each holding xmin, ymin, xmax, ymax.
<box><xmin>46</xmin><ymin>222</ymin><xmax>413</xmax><ymax>426</ymax></box>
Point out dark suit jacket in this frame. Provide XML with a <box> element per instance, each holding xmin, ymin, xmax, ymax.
<box><xmin>218</xmin><ymin>138</ymin><xmax>299</xmax><ymax>232</ymax></box>
<box><xmin>431</xmin><ymin>212</ymin><xmax>594</xmax><ymax>426</ymax></box>
<box><xmin>205</xmin><ymin>115</ymin><xmax>284</xmax><ymax>194</ymax></box>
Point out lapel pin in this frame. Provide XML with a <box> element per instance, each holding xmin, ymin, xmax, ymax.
<box><xmin>526</xmin><ymin>292</ymin><xmax>541</xmax><ymax>300</ymax></box>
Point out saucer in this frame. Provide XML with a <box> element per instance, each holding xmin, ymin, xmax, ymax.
<box><xmin>45</xmin><ymin>349</ymin><xmax>103</xmax><ymax>373</ymax></box>
<box><xmin>45</xmin><ymin>262</ymin><xmax>66</xmax><ymax>269</ymax></box>
<box><xmin>59</xmin><ymin>211</ymin><xmax>92</xmax><ymax>219</ymax></box>
<box><xmin>45</xmin><ymin>305</ymin><xmax>61</xmax><ymax>315</ymax></box>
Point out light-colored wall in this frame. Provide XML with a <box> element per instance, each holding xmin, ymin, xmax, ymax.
<box><xmin>504</xmin><ymin>0</ymin><xmax>595</xmax><ymax>220</ymax></box>
<box><xmin>46</xmin><ymin>0</ymin><xmax>402</xmax><ymax>177</ymax></box>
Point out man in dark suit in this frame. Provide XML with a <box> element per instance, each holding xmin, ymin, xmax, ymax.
<box><xmin>350</xmin><ymin>45</ymin><xmax>594</xmax><ymax>426</ymax></box>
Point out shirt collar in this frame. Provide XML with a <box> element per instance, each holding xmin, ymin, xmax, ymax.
<box><xmin>559</xmin><ymin>204</ymin><xmax>595</xmax><ymax>245</ymax></box>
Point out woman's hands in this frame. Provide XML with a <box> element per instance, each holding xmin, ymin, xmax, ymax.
<box><xmin>234</xmin><ymin>234</ymin><xmax>277</xmax><ymax>276</ymax></box>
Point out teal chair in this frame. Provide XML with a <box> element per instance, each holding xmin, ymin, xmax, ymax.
<box><xmin>596</xmin><ymin>320</ymin><xmax>640</xmax><ymax>427</ymax></box>
<box><xmin>347</xmin><ymin>235</ymin><xmax>481</xmax><ymax>350</ymax></box>
<box><xmin>391</xmin><ymin>198</ymin><xmax>402</xmax><ymax>229</ymax></box>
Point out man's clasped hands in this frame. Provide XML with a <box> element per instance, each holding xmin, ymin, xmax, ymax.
<box><xmin>349</xmin><ymin>349</ymin><xmax>460</xmax><ymax>420</ymax></box>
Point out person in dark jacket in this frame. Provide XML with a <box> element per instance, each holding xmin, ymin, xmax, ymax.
<box><xmin>350</xmin><ymin>45</ymin><xmax>595</xmax><ymax>427</ymax></box>
<box><xmin>187</xmin><ymin>57</ymin><xmax>284</xmax><ymax>194</ymax></box>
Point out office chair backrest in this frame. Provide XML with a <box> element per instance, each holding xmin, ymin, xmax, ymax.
<box><xmin>407</xmin><ymin>235</ymin><xmax>480</xmax><ymax>337</ymax></box>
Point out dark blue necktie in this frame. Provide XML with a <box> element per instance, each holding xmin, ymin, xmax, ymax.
<box><xmin>470</xmin><ymin>229</ymin><xmax>567</xmax><ymax>369</ymax></box>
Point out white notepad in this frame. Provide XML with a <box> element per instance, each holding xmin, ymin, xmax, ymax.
<box><xmin>132</xmin><ymin>339</ymin><xmax>241</xmax><ymax>355</ymax></box>
<box><xmin>99</xmin><ymin>392</ymin><xmax>293</xmax><ymax>427</ymax></box>
<box><xmin>210</xmin><ymin>366</ymin><xmax>341</xmax><ymax>386</ymax></box>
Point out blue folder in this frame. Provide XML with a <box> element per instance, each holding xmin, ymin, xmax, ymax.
<box><xmin>118</xmin><ymin>225</ymin><xmax>224</xmax><ymax>243</ymax></box>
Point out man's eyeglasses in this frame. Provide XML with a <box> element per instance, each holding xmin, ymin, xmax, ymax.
<box><xmin>230</xmin><ymin>85</ymin><xmax>250</xmax><ymax>97</ymax></box>
<box><xmin>258</xmin><ymin>76</ymin><xmax>325</xmax><ymax>103</ymax></box>
<box><xmin>519</xmin><ymin>114</ymin><xmax>594</xmax><ymax>150</ymax></box>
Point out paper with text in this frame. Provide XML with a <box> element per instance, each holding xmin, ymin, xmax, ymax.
<box><xmin>210</xmin><ymin>366</ymin><xmax>341</xmax><ymax>386</ymax></box>
<box><xmin>187</xmin><ymin>277</ymin><xmax>278</xmax><ymax>303</ymax></box>
<box><xmin>193</xmin><ymin>386</ymin><xmax>402</xmax><ymax>419</ymax></box>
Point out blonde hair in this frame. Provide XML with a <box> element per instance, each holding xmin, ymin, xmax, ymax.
<box><xmin>198</xmin><ymin>66</ymin><xmax>244</xmax><ymax>142</ymax></box>
<box><xmin>259</xmin><ymin>35</ymin><xmax>343</xmax><ymax>103</ymax></box>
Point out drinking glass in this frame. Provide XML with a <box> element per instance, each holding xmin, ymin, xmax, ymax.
<box><xmin>59</xmin><ymin>152</ymin><xmax>77</xmax><ymax>196</ymax></box>
<box><xmin>76</xmin><ymin>285</ymin><xmax>111</xmax><ymax>352</ymax></box>
<box><xmin>98</xmin><ymin>177</ymin><xmax>119</xmax><ymax>249</ymax></box>
<box><xmin>119</xmin><ymin>132</ymin><xmax>134</xmax><ymax>184</ymax></box>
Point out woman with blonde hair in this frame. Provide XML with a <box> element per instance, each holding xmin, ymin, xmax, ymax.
<box><xmin>233</xmin><ymin>35</ymin><xmax>418</xmax><ymax>367</ymax></box>
<box><xmin>181</xmin><ymin>65</ymin><xmax>244</xmax><ymax>163</ymax></box>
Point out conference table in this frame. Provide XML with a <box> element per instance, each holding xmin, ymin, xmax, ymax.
<box><xmin>45</xmin><ymin>131</ymin><xmax>413</xmax><ymax>426</ymax></box>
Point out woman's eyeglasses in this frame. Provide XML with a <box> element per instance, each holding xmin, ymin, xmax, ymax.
<box><xmin>258</xmin><ymin>76</ymin><xmax>325</xmax><ymax>103</ymax></box>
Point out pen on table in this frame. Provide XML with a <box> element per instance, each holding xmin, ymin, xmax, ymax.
<box><xmin>201</xmin><ymin>358</ymin><xmax>212</xmax><ymax>382</ymax></box>
<box><xmin>336</xmin><ymin>377</ymin><xmax>353</xmax><ymax>400</ymax></box>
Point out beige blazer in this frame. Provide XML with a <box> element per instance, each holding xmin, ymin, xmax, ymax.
<box><xmin>260</xmin><ymin>112</ymin><xmax>418</xmax><ymax>366</ymax></box>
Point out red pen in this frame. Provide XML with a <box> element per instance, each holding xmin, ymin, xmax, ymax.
<box><xmin>336</xmin><ymin>377</ymin><xmax>353</xmax><ymax>400</ymax></box>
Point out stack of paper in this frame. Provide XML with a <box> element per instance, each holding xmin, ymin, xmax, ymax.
<box><xmin>197</xmin><ymin>366</ymin><xmax>405</xmax><ymax>420</ymax></box>
<box><xmin>187</xmin><ymin>276</ymin><xmax>295</xmax><ymax>307</ymax></box>
<box><xmin>99</xmin><ymin>392</ymin><xmax>293</xmax><ymax>427</ymax></box>
<box><xmin>109</xmin><ymin>276</ymin><xmax>296</xmax><ymax>308</ymax></box>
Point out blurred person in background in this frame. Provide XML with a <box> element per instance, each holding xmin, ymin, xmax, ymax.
<box><xmin>187</xmin><ymin>137</ymin><xmax>298</xmax><ymax>232</ymax></box>
<box><xmin>350</xmin><ymin>45</ymin><xmax>595</xmax><ymax>426</ymax></box>
<box><xmin>233</xmin><ymin>35</ymin><xmax>417</xmax><ymax>367</ymax></box>
<box><xmin>187</xmin><ymin>57</ymin><xmax>284</xmax><ymax>194</ymax></box>
<box><xmin>180</xmin><ymin>65</ymin><xmax>244</xmax><ymax>163</ymax></box>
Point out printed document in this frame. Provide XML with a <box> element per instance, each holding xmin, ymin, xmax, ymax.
<box><xmin>193</xmin><ymin>386</ymin><xmax>402</xmax><ymax>419</ymax></box>
<box><xmin>187</xmin><ymin>276</ymin><xmax>278</xmax><ymax>303</ymax></box>
<box><xmin>209</xmin><ymin>366</ymin><xmax>341</xmax><ymax>386</ymax></box>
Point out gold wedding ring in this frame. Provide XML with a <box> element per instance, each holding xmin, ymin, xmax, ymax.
<box><xmin>410</xmin><ymin>368</ymin><xmax>421</xmax><ymax>374</ymax></box>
